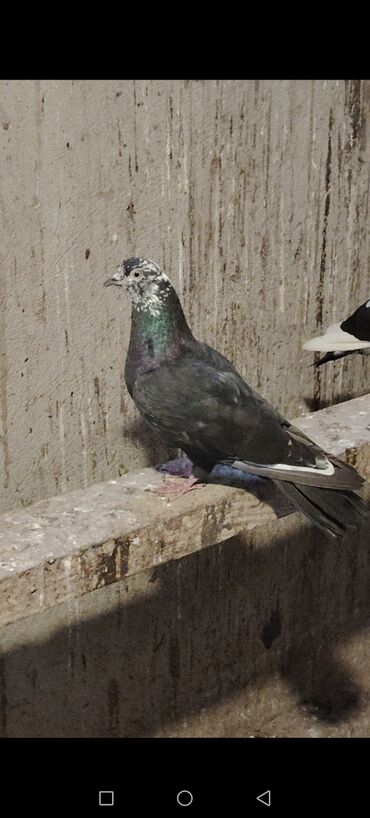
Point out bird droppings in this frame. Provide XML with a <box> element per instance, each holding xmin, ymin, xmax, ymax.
<box><xmin>85</xmin><ymin>248</ymin><xmax>90</xmax><ymax>259</ymax></box>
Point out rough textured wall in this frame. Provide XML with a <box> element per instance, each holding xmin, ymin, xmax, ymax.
<box><xmin>0</xmin><ymin>80</ymin><xmax>369</xmax><ymax>513</ymax></box>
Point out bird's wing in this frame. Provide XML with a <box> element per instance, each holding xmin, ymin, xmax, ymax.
<box><xmin>132</xmin><ymin>357</ymin><xmax>363</xmax><ymax>490</ymax></box>
<box><xmin>303</xmin><ymin>322</ymin><xmax>370</xmax><ymax>352</ymax></box>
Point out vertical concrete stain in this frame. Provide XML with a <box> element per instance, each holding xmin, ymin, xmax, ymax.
<box><xmin>313</xmin><ymin>107</ymin><xmax>334</xmax><ymax>410</ymax></box>
<box><xmin>108</xmin><ymin>678</ymin><xmax>120</xmax><ymax>734</ymax></box>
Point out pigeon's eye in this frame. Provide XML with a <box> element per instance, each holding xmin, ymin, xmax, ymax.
<box><xmin>134</xmin><ymin>271</ymin><xmax>140</xmax><ymax>278</ymax></box>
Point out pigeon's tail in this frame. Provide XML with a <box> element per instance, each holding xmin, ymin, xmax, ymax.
<box><xmin>275</xmin><ymin>480</ymin><xmax>367</xmax><ymax>540</ymax></box>
<box><xmin>311</xmin><ymin>350</ymin><xmax>358</xmax><ymax>368</ymax></box>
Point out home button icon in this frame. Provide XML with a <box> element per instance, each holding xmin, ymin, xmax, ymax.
<box><xmin>176</xmin><ymin>790</ymin><xmax>194</xmax><ymax>807</ymax></box>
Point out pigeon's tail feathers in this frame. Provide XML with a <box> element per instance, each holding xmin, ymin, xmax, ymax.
<box><xmin>303</xmin><ymin>322</ymin><xmax>370</xmax><ymax>352</ymax></box>
<box><xmin>275</xmin><ymin>480</ymin><xmax>367</xmax><ymax>540</ymax></box>
<box><xmin>312</xmin><ymin>350</ymin><xmax>358</xmax><ymax>368</ymax></box>
<box><xmin>226</xmin><ymin>454</ymin><xmax>364</xmax><ymax>491</ymax></box>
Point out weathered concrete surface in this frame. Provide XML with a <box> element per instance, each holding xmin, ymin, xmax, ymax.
<box><xmin>0</xmin><ymin>492</ymin><xmax>370</xmax><ymax>738</ymax></box>
<box><xmin>1</xmin><ymin>80</ymin><xmax>370</xmax><ymax>514</ymax></box>
<box><xmin>0</xmin><ymin>395</ymin><xmax>369</xmax><ymax>629</ymax></box>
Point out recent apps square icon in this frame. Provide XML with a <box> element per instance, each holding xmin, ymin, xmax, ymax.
<box><xmin>99</xmin><ymin>791</ymin><xmax>114</xmax><ymax>806</ymax></box>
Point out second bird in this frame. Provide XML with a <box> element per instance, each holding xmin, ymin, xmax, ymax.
<box><xmin>303</xmin><ymin>299</ymin><xmax>370</xmax><ymax>367</ymax></box>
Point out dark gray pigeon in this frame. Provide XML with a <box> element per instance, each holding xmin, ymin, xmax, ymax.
<box><xmin>105</xmin><ymin>257</ymin><xmax>366</xmax><ymax>540</ymax></box>
<box><xmin>303</xmin><ymin>299</ymin><xmax>370</xmax><ymax>367</ymax></box>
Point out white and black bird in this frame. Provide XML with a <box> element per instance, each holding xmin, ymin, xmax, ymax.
<box><xmin>105</xmin><ymin>258</ymin><xmax>366</xmax><ymax>540</ymax></box>
<box><xmin>303</xmin><ymin>299</ymin><xmax>370</xmax><ymax>367</ymax></box>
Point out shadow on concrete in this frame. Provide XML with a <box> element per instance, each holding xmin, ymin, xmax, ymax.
<box><xmin>303</xmin><ymin>392</ymin><xmax>359</xmax><ymax>413</ymax></box>
<box><xmin>121</xmin><ymin>415</ymin><xmax>176</xmax><ymax>472</ymax></box>
<box><xmin>0</xmin><ymin>507</ymin><xmax>369</xmax><ymax>737</ymax></box>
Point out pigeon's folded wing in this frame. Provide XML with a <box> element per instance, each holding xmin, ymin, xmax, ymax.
<box><xmin>132</xmin><ymin>358</ymin><xmax>363</xmax><ymax>490</ymax></box>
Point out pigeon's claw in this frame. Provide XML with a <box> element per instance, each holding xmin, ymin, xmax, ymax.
<box><xmin>149</xmin><ymin>475</ymin><xmax>205</xmax><ymax>499</ymax></box>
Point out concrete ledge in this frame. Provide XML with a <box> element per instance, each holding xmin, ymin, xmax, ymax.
<box><xmin>0</xmin><ymin>394</ymin><xmax>370</xmax><ymax>629</ymax></box>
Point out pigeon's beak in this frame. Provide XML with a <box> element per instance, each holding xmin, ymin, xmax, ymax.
<box><xmin>103</xmin><ymin>266</ymin><xmax>124</xmax><ymax>288</ymax></box>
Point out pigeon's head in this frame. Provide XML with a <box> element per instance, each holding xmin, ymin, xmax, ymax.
<box><xmin>104</xmin><ymin>257</ymin><xmax>172</xmax><ymax>314</ymax></box>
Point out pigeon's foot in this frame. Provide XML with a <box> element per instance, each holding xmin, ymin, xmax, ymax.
<box><xmin>150</xmin><ymin>474</ymin><xmax>205</xmax><ymax>499</ymax></box>
<box><xmin>155</xmin><ymin>456</ymin><xmax>193</xmax><ymax>478</ymax></box>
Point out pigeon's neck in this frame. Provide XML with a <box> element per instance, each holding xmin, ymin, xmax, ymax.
<box><xmin>125</xmin><ymin>285</ymin><xmax>194</xmax><ymax>393</ymax></box>
<box><xmin>132</xmin><ymin>285</ymin><xmax>192</xmax><ymax>348</ymax></box>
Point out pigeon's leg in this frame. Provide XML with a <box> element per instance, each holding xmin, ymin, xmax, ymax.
<box><xmin>151</xmin><ymin>474</ymin><xmax>205</xmax><ymax>497</ymax></box>
<box><xmin>151</xmin><ymin>457</ymin><xmax>208</xmax><ymax>497</ymax></box>
<box><xmin>155</xmin><ymin>455</ymin><xmax>193</xmax><ymax>478</ymax></box>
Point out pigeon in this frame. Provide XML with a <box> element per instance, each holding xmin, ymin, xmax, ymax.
<box><xmin>104</xmin><ymin>257</ymin><xmax>366</xmax><ymax>540</ymax></box>
<box><xmin>303</xmin><ymin>299</ymin><xmax>370</xmax><ymax>367</ymax></box>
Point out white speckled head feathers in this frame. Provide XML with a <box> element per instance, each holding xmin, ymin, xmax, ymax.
<box><xmin>104</xmin><ymin>257</ymin><xmax>172</xmax><ymax>315</ymax></box>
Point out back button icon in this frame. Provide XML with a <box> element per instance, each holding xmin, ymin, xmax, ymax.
<box><xmin>256</xmin><ymin>790</ymin><xmax>271</xmax><ymax>807</ymax></box>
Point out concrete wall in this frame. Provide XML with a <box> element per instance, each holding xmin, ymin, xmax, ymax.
<box><xmin>1</xmin><ymin>80</ymin><xmax>370</xmax><ymax>514</ymax></box>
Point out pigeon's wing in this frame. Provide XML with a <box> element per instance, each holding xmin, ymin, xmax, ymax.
<box><xmin>132</xmin><ymin>357</ymin><xmax>363</xmax><ymax>490</ymax></box>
